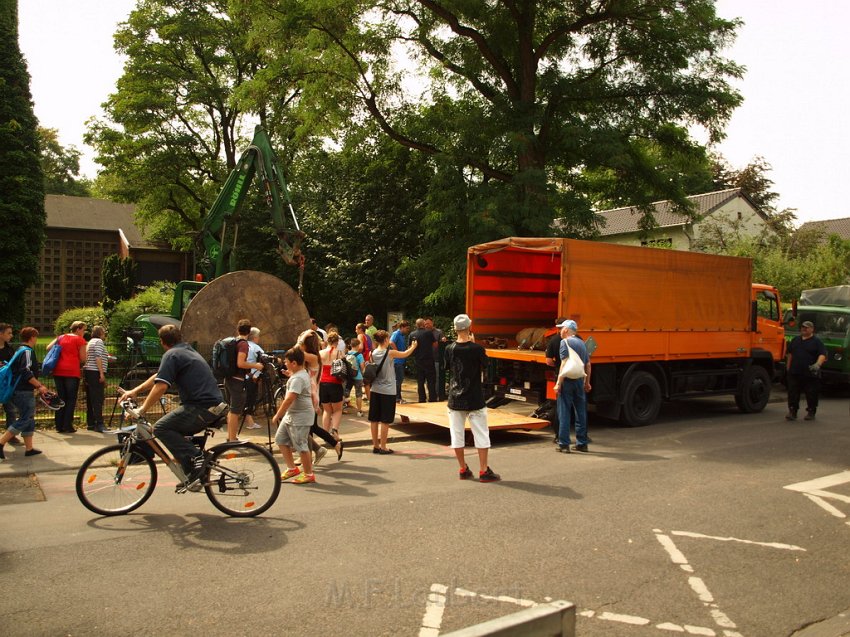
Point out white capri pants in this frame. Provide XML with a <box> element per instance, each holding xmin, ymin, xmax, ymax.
<box><xmin>447</xmin><ymin>407</ymin><xmax>491</xmax><ymax>449</ymax></box>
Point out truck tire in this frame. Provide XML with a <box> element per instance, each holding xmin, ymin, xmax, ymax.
<box><xmin>735</xmin><ymin>365</ymin><xmax>771</xmax><ymax>413</ymax></box>
<box><xmin>620</xmin><ymin>371</ymin><xmax>661</xmax><ymax>427</ymax></box>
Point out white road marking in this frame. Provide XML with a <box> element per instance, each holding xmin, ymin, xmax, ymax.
<box><xmin>784</xmin><ymin>471</ymin><xmax>850</xmax><ymax>523</ymax></box>
<box><xmin>419</xmin><ymin>584</ymin><xmax>447</xmax><ymax>637</ymax></box>
<box><xmin>421</xmin><ymin>583</ymin><xmax>720</xmax><ymax>636</ymax></box>
<box><xmin>655</xmin><ymin>531</ymin><xmax>741</xmax><ymax>635</ymax></box>
<box><xmin>803</xmin><ymin>493</ymin><xmax>847</xmax><ymax>519</ymax></box>
<box><xmin>598</xmin><ymin>611</ymin><xmax>651</xmax><ymax>625</ymax></box>
<box><xmin>670</xmin><ymin>530</ymin><xmax>806</xmax><ymax>552</ymax></box>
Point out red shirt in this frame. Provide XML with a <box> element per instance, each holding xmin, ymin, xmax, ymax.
<box><xmin>53</xmin><ymin>334</ymin><xmax>87</xmax><ymax>377</ymax></box>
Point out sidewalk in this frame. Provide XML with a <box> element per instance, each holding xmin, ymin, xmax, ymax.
<box><xmin>0</xmin><ymin>380</ymin><xmax>448</xmax><ymax>477</ymax></box>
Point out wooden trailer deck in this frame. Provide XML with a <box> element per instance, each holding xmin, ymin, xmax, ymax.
<box><xmin>396</xmin><ymin>401</ymin><xmax>550</xmax><ymax>431</ymax></box>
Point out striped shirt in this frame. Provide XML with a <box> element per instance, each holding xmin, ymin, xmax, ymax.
<box><xmin>83</xmin><ymin>338</ymin><xmax>108</xmax><ymax>373</ymax></box>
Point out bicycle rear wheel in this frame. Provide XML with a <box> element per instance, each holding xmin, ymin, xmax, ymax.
<box><xmin>204</xmin><ymin>442</ymin><xmax>281</xmax><ymax>517</ymax></box>
<box><xmin>76</xmin><ymin>444</ymin><xmax>158</xmax><ymax>516</ymax></box>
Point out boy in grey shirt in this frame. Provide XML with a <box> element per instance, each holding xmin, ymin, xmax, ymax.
<box><xmin>272</xmin><ymin>347</ymin><xmax>317</xmax><ymax>484</ymax></box>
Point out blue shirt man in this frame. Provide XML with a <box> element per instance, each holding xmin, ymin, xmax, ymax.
<box><xmin>390</xmin><ymin>320</ymin><xmax>411</xmax><ymax>402</ymax></box>
<box><xmin>555</xmin><ymin>320</ymin><xmax>591</xmax><ymax>452</ymax></box>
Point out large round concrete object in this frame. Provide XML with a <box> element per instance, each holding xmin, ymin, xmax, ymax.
<box><xmin>181</xmin><ymin>270</ymin><xmax>310</xmax><ymax>348</ymax></box>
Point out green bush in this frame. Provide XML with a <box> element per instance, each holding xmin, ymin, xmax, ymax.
<box><xmin>52</xmin><ymin>307</ymin><xmax>108</xmax><ymax>338</ymax></box>
<box><xmin>108</xmin><ymin>281</ymin><xmax>175</xmax><ymax>344</ymax></box>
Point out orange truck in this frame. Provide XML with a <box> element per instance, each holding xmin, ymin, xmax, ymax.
<box><xmin>466</xmin><ymin>237</ymin><xmax>785</xmax><ymax>427</ymax></box>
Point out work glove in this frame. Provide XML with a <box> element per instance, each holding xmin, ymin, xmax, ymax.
<box><xmin>808</xmin><ymin>362</ymin><xmax>821</xmax><ymax>372</ymax></box>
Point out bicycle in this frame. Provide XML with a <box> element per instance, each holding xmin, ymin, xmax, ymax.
<box><xmin>76</xmin><ymin>399</ymin><xmax>281</xmax><ymax>517</ymax></box>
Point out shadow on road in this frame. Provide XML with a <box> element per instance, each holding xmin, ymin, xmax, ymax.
<box><xmin>495</xmin><ymin>480</ymin><xmax>583</xmax><ymax>500</ymax></box>
<box><xmin>86</xmin><ymin>512</ymin><xmax>303</xmax><ymax>553</ymax></box>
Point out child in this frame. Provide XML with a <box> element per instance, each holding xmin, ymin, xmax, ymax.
<box><xmin>345</xmin><ymin>338</ymin><xmax>365</xmax><ymax>417</ymax></box>
<box><xmin>271</xmin><ymin>346</ymin><xmax>315</xmax><ymax>484</ymax></box>
<box><xmin>0</xmin><ymin>327</ymin><xmax>49</xmax><ymax>462</ymax></box>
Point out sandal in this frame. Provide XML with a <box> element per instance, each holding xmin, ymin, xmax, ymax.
<box><xmin>331</xmin><ymin>428</ymin><xmax>340</xmax><ymax>441</ymax></box>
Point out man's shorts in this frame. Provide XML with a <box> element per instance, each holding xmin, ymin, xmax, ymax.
<box><xmin>347</xmin><ymin>378</ymin><xmax>364</xmax><ymax>400</ymax></box>
<box><xmin>447</xmin><ymin>407</ymin><xmax>490</xmax><ymax>449</ymax></box>
<box><xmin>274</xmin><ymin>420</ymin><xmax>310</xmax><ymax>452</ymax></box>
<box><xmin>225</xmin><ymin>377</ymin><xmax>247</xmax><ymax>414</ymax></box>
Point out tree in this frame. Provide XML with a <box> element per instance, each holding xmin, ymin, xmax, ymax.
<box><xmin>237</xmin><ymin>0</ymin><xmax>743</xmax><ymax>236</ymax></box>
<box><xmin>0</xmin><ymin>0</ymin><xmax>45</xmax><ymax>325</ymax></box>
<box><xmin>101</xmin><ymin>255</ymin><xmax>137</xmax><ymax>314</ymax></box>
<box><xmin>37</xmin><ymin>126</ymin><xmax>91</xmax><ymax>196</ymax></box>
<box><xmin>280</xmin><ymin>120</ymin><xmax>432</xmax><ymax>326</ymax></box>
<box><xmin>85</xmin><ymin>0</ymin><xmax>269</xmax><ymax>251</ymax></box>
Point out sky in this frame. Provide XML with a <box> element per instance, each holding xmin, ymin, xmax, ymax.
<box><xmin>17</xmin><ymin>0</ymin><xmax>850</xmax><ymax>225</ymax></box>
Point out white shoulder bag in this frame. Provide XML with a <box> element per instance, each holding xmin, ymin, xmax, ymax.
<box><xmin>557</xmin><ymin>341</ymin><xmax>586</xmax><ymax>381</ymax></box>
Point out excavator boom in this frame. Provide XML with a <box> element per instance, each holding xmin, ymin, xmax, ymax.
<box><xmin>198</xmin><ymin>126</ymin><xmax>305</xmax><ymax>285</ymax></box>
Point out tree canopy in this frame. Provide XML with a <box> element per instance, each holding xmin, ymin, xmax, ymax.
<box><xmin>38</xmin><ymin>126</ymin><xmax>91</xmax><ymax>196</ymax></box>
<box><xmin>0</xmin><ymin>0</ymin><xmax>45</xmax><ymax>325</ymax></box>
<box><xmin>86</xmin><ymin>0</ymin><xmax>756</xmax><ymax>323</ymax></box>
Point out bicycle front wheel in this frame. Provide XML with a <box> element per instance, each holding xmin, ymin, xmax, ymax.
<box><xmin>204</xmin><ymin>442</ymin><xmax>281</xmax><ymax>517</ymax></box>
<box><xmin>76</xmin><ymin>444</ymin><xmax>158</xmax><ymax>516</ymax></box>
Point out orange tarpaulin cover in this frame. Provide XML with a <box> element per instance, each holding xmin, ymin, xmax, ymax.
<box><xmin>467</xmin><ymin>238</ymin><xmax>752</xmax><ymax>334</ymax></box>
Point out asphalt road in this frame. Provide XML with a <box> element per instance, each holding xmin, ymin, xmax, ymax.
<box><xmin>2</xmin><ymin>391</ymin><xmax>849</xmax><ymax>637</ymax></box>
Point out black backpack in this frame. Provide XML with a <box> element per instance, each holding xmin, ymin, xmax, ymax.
<box><xmin>211</xmin><ymin>337</ymin><xmax>240</xmax><ymax>380</ymax></box>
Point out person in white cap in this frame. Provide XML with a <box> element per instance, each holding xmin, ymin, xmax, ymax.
<box><xmin>444</xmin><ymin>314</ymin><xmax>500</xmax><ymax>482</ymax></box>
<box><xmin>554</xmin><ymin>319</ymin><xmax>591</xmax><ymax>452</ymax></box>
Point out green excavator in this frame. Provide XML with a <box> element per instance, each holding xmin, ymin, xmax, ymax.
<box><xmin>130</xmin><ymin>126</ymin><xmax>308</xmax><ymax>355</ymax></box>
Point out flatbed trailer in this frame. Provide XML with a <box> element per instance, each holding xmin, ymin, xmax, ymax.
<box><xmin>396</xmin><ymin>401</ymin><xmax>550</xmax><ymax>431</ymax></box>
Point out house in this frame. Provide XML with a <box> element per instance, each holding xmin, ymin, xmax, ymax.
<box><xmin>797</xmin><ymin>217</ymin><xmax>850</xmax><ymax>241</ymax></box>
<box><xmin>594</xmin><ymin>188</ymin><xmax>772</xmax><ymax>250</ymax></box>
<box><xmin>25</xmin><ymin>195</ymin><xmax>190</xmax><ymax>332</ymax></box>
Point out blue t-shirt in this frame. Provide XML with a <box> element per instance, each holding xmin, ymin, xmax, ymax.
<box><xmin>346</xmin><ymin>351</ymin><xmax>364</xmax><ymax>381</ymax></box>
<box><xmin>559</xmin><ymin>336</ymin><xmax>589</xmax><ymax>366</ymax></box>
<box><xmin>390</xmin><ymin>329</ymin><xmax>407</xmax><ymax>365</ymax></box>
<box><xmin>155</xmin><ymin>342</ymin><xmax>223</xmax><ymax>407</ymax></box>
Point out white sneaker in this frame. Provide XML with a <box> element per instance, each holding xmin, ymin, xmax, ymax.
<box><xmin>314</xmin><ymin>446</ymin><xmax>328</xmax><ymax>466</ymax></box>
<box><xmin>246</xmin><ymin>423</ymin><xmax>262</xmax><ymax>429</ymax></box>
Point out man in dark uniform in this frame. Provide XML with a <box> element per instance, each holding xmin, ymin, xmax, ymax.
<box><xmin>786</xmin><ymin>320</ymin><xmax>828</xmax><ymax>421</ymax></box>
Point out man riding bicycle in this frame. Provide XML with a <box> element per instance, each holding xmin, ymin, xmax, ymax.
<box><xmin>120</xmin><ymin>325</ymin><xmax>226</xmax><ymax>485</ymax></box>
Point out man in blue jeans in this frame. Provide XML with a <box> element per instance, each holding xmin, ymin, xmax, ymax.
<box><xmin>554</xmin><ymin>320</ymin><xmax>591</xmax><ymax>453</ymax></box>
<box><xmin>121</xmin><ymin>325</ymin><xmax>226</xmax><ymax>485</ymax></box>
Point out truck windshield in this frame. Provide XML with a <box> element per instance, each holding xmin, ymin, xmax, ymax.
<box><xmin>790</xmin><ymin>310</ymin><xmax>850</xmax><ymax>339</ymax></box>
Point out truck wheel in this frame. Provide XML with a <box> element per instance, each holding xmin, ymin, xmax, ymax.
<box><xmin>735</xmin><ymin>365</ymin><xmax>771</xmax><ymax>413</ymax></box>
<box><xmin>620</xmin><ymin>371</ymin><xmax>661</xmax><ymax>427</ymax></box>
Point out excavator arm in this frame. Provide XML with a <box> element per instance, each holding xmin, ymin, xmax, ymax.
<box><xmin>197</xmin><ymin>125</ymin><xmax>305</xmax><ymax>290</ymax></box>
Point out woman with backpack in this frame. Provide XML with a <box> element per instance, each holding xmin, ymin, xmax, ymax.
<box><xmin>0</xmin><ymin>327</ymin><xmax>49</xmax><ymax>461</ymax></box>
<box><xmin>46</xmin><ymin>321</ymin><xmax>87</xmax><ymax>433</ymax></box>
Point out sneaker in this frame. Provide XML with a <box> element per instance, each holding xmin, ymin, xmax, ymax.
<box><xmin>357</xmin><ymin>411</ymin><xmax>364</xmax><ymax>417</ymax></box>
<box><xmin>246</xmin><ymin>423</ymin><xmax>262</xmax><ymax>429</ymax></box>
<box><xmin>479</xmin><ymin>467</ymin><xmax>501</xmax><ymax>482</ymax></box>
<box><xmin>314</xmin><ymin>446</ymin><xmax>328</xmax><ymax>466</ymax></box>
<box><xmin>39</xmin><ymin>391</ymin><xmax>65</xmax><ymax>411</ymax></box>
<box><xmin>293</xmin><ymin>472</ymin><xmax>315</xmax><ymax>484</ymax></box>
<box><xmin>557</xmin><ymin>446</ymin><xmax>571</xmax><ymax>453</ymax></box>
<box><xmin>785</xmin><ymin>410</ymin><xmax>797</xmax><ymax>421</ymax></box>
<box><xmin>572</xmin><ymin>444</ymin><xmax>589</xmax><ymax>452</ymax></box>
<box><xmin>281</xmin><ymin>467</ymin><xmax>301</xmax><ymax>481</ymax></box>
<box><xmin>459</xmin><ymin>465</ymin><xmax>473</xmax><ymax>480</ymax></box>
<box><xmin>24</xmin><ymin>449</ymin><xmax>43</xmax><ymax>457</ymax></box>
<box><xmin>184</xmin><ymin>454</ymin><xmax>206</xmax><ymax>485</ymax></box>
<box><xmin>803</xmin><ymin>412</ymin><xmax>816</xmax><ymax>421</ymax></box>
